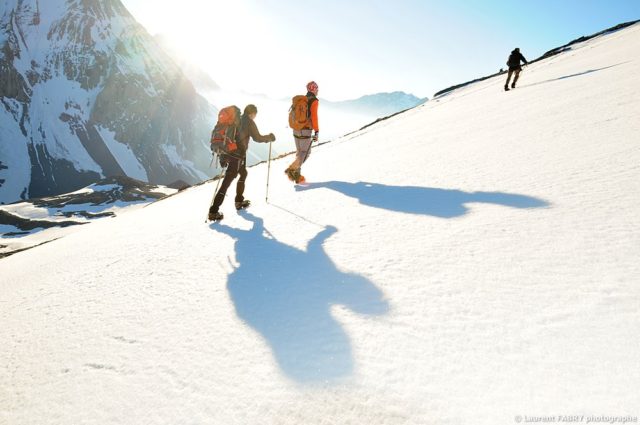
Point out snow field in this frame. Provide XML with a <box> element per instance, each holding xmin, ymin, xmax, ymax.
<box><xmin>1</xmin><ymin>23</ymin><xmax>640</xmax><ymax>425</ymax></box>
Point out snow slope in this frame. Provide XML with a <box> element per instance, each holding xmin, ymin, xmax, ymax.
<box><xmin>1</xmin><ymin>23</ymin><xmax>640</xmax><ymax>425</ymax></box>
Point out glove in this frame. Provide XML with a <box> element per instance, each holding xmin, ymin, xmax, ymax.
<box><xmin>219</xmin><ymin>155</ymin><xmax>229</xmax><ymax>168</ymax></box>
<box><xmin>312</xmin><ymin>131</ymin><xmax>319</xmax><ymax>143</ymax></box>
<box><xmin>268</xmin><ymin>133</ymin><xmax>276</xmax><ymax>142</ymax></box>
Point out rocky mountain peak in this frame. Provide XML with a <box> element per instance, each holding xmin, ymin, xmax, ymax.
<box><xmin>0</xmin><ymin>0</ymin><xmax>216</xmax><ymax>204</ymax></box>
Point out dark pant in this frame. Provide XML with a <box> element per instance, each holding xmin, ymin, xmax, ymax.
<box><xmin>506</xmin><ymin>67</ymin><xmax>521</xmax><ymax>87</ymax></box>
<box><xmin>210</xmin><ymin>155</ymin><xmax>247</xmax><ymax>213</ymax></box>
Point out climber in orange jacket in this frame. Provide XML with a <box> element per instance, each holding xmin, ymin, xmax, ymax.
<box><xmin>286</xmin><ymin>81</ymin><xmax>319</xmax><ymax>184</ymax></box>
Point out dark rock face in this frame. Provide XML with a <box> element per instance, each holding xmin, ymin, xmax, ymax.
<box><xmin>167</xmin><ymin>180</ymin><xmax>191</xmax><ymax>191</ymax></box>
<box><xmin>0</xmin><ymin>0</ymin><xmax>217</xmax><ymax>204</ymax></box>
<box><xmin>0</xmin><ymin>209</ymin><xmax>86</xmax><ymax>232</ymax></box>
<box><xmin>27</xmin><ymin>143</ymin><xmax>102</xmax><ymax>199</ymax></box>
<box><xmin>29</xmin><ymin>175</ymin><xmax>172</xmax><ymax>208</ymax></box>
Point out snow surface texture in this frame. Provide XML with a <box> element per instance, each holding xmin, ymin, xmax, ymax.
<box><xmin>1</xmin><ymin>24</ymin><xmax>640</xmax><ymax>425</ymax></box>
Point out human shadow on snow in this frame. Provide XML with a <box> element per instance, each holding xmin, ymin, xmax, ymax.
<box><xmin>296</xmin><ymin>181</ymin><xmax>549</xmax><ymax>218</ymax></box>
<box><xmin>213</xmin><ymin>211</ymin><xmax>389</xmax><ymax>383</ymax></box>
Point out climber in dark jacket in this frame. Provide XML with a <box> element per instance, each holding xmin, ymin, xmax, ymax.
<box><xmin>505</xmin><ymin>48</ymin><xmax>528</xmax><ymax>91</ymax></box>
<box><xmin>208</xmin><ymin>104</ymin><xmax>275</xmax><ymax>221</ymax></box>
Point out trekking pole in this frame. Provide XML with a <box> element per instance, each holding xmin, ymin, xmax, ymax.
<box><xmin>213</xmin><ymin>165</ymin><xmax>225</xmax><ymax>197</ymax></box>
<box><xmin>265</xmin><ymin>142</ymin><xmax>273</xmax><ymax>203</ymax></box>
<box><xmin>211</xmin><ymin>153</ymin><xmax>225</xmax><ymax>196</ymax></box>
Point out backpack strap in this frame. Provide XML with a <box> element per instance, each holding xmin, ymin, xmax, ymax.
<box><xmin>306</xmin><ymin>93</ymin><xmax>317</xmax><ymax>114</ymax></box>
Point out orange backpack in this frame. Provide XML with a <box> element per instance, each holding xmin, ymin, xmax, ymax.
<box><xmin>289</xmin><ymin>95</ymin><xmax>311</xmax><ymax>130</ymax></box>
<box><xmin>210</xmin><ymin>106</ymin><xmax>241</xmax><ymax>155</ymax></box>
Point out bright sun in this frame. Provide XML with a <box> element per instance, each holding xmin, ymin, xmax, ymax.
<box><xmin>158</xmin><ymin>0</ymin><xmax>274</xmax><ymax>91</ymax></box>
<box><xmin>129</xmin><ymin>0</ymin><xmax>306</xmax><ymax>97</ymax></box>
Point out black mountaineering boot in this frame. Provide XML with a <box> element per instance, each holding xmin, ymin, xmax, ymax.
<box><xmin>208</xmin><ymin>211</ymin><xmax>224</xmax><ymax>221</ymax></box>
<box><xmin>235</xmin><ymin>200</ymin><xmax>251</xmax><ymax>210</ymax></box>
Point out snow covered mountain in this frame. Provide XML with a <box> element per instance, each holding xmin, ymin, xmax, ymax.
<box><xmin>0</xmin><ymin>0</ymin><xmax>216</xmax><ymax>205</ymax></box>
<box><xmin>2</xmin><ymin>22</ymin><xmax>640</xmax><ymax>425</ymax></box>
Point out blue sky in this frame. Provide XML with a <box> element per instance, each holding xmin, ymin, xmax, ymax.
<box><xmin>121</xmin><ymin>0</ymin><xmax>639</xmax><ymax>100</ymax></box>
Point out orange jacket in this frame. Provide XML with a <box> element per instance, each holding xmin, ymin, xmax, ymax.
<box><xmin>308</xmin><ymin>94</ymin><xmax>319</xmax><ymax>132</ymax></box>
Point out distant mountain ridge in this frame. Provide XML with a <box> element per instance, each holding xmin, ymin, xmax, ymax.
<box><xmin>323</xmin><ymin>91</ymin><xmax>427</xmax><ymax>117</ymax></box>
<box><xmin>0</xmin><ymin>0</ymin><xmax>216</xmax><ymax>204</ymax></box>
<box><xmin>153</xmin><ymin>37</ymin><xmax>425</xmax><ymax>120</ymax></box>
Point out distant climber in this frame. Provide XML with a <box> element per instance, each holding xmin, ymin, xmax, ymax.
<box><xmin>208</xmin><ymin>104</ymin><xmax>275</xmax><ymax>221</ymax></box>
<box><xmin>504</xmin><ymin>48</ymin><xmax>528</xmax><ymax>91</ymax></box>
<box><xmin>285</xmin><ymin>81</ymin><xmax>320</xmax><ymax>184</ymax></box>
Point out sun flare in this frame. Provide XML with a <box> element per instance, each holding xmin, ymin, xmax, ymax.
<box><xmin>154</xmin><ymin>0</ymin><xmax>274</xmax><ymax>91</ymax></box>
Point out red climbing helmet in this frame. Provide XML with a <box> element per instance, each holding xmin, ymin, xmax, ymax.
<box><xmin>306</xmin><ymin>81</ymin><xmax>319</xmax><ymax>95</ymax></box>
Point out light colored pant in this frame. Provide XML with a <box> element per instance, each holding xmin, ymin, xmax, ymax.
<box><xmin>290</xmin><ymin>129</ymin><xmax>313</xmax><ymax>170</ymax></box>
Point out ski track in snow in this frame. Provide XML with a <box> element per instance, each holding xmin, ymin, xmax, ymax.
<box><xmin>1</xmin><ymin>23</ymin><xmax>640</xmax><ymax>425</ymax></box>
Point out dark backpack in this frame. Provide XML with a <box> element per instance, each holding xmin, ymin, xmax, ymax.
<box><xmin>507</xmin><ymin>52</ymin><xmax>521</xmax><ymax>68</ymax></box>
<box><xmin>210</xmin><ymin>106</ymin><xmax>241</xmax><ymax>155</ymax></box>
